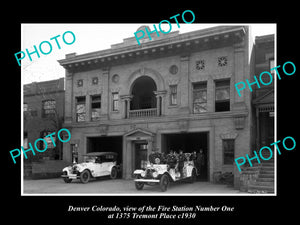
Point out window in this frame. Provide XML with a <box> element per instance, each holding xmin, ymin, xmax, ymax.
<box><xmin>41</xmin><ymin>131</ymin><xmax>56</xmax><ymax>149</ymax></box>
<box><xmin>215</xmin><ymin>79</ymin><xmax>230</xmax><ymax>112</ymax></box>
<box><xmin>91</xmin><ymin>95</ymin><xmax>101</xmax><ymax>121</ymax></box>
<box><xmin>193</xmin><ymin>82</ymin><xmax>207</xmax><ymax>113</ymax></box>
<box><xmin>169</xmin><ymin>85</ymin><xmax>177</xmax><ymax>105</ymax></box>
<box><xmin>76</xmin><ymin>96</ymin><xmax>86</xmax><ymax>122</ymax></box>
<box><xmin>42</xmin><ymin>100</ymin><xmax>56</xmax><ymax>118</ymax></box>
<box><xmin>112</xmin><ymin>92</ymin><xmax>119</xmax><ymax>111</ymax></box>
<box><xmin>23</xmin><ymin>132</ymin><xmax>28</xmax><ymax>149</ymax></box>
<box><xmin>223</xmin><ymin>139</ymin><xmax>234</xmax><ymax>164</ymax></box>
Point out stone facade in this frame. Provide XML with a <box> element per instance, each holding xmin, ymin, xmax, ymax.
<box><xmin>58</xmin><ymin>26</ymin><xmax>255</xmax><ymax>188</ymax></box>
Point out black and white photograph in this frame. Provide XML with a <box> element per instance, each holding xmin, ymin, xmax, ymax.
<box><xmin>20</xmin><ymin>23</ymin><xmax>276</xmax><ymax>195</ymax></box>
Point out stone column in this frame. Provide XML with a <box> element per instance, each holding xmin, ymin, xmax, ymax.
<box><xmin>156</xmin><ymin>95</ymin><xmax>160</xmax><ymax>116</ymax></box>
<box><xmin>120</xmin><ymin>95</ymin><xmax>132</xmax><ymax>119</ymax></box>
<box><xmin>154</xmin><ymin>90</ymin><xmax>167</xmax><ymax>116</ymax></box>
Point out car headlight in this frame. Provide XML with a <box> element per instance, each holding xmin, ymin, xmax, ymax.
<box><xmin>141</xmin><ymin>171</ymin><xmax>146</xmax><ymax>177</ymax></box>
<box><xmin>152</xmin><ymin>171</ymin><xmax>158</xmax><ymax>178</ymax></box>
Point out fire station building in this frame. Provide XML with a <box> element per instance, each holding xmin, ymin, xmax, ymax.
<box><xmin>58</xmin><ymin>25</ymin><xmax>256</xmax><ymax>187</ymax></box>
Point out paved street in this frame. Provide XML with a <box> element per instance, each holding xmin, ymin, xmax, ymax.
<box><xmin>23</xmin><ymin>177</ymin><xmax>241</xmax><ymax>195</ymax></box>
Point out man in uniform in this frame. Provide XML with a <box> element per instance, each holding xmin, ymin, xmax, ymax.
<box><xmin>166</xmin><ymin>150</ymin><xmax>177</xmax><ymax>169</ymax></box>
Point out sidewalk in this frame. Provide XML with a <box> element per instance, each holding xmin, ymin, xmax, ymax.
<box><xmin>23</xmin><ymin>178</ymin><xmax>241</xmax><ymax>195</ymax></box>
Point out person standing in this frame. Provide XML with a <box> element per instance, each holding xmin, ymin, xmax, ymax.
<box><xmin>166</xmin><ymin>150</ymin><xmax>177</xmax><ymax>169</ymax></box>
<box><xmin>196</xmin><ymin>149</ymin><xmax>205</xmax><ymax>176</ymax></box>
<box><xmin>178</xmin><ymin>150</ymin><xmax>185</xmax><ymax>177</ymax></box>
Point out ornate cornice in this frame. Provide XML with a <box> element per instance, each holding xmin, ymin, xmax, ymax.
<box><xmin>58</xmin><ymin>26</ymin><xmax>246</xmax><ymax>72</ymax></box>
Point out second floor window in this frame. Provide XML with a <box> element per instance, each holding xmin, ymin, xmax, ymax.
<box><xmin>76</xmin><ymin>96</ymin><xmax>86</xmax><ymax>122</ymax></box>
<box><xmin>193</xmin><ymin>82</ymin><xmax>207</xmax><ymax>113</ymax></box>
<box><xmin>42</xmin><ymin>100</ymin><xmax>56</xmax><ymax>118</ymax></box>
<box><xmin>169</xmin><ymin>85</ymin><xmax>177</xmax><ymax>105</ymax></box>
<box><xmin>215</xmin><ymin>79</ymin><xmax>230</xmax><ymax>112</ymax></box>
<box><xmin>91</xmin><ymin>95</ymin><xmax>101</xmax><ymax>121</ymax></box>
<box><xmin>112</xmin><ymin>92</ymin><xmax>119</xmax><ymax>111</ymax></box>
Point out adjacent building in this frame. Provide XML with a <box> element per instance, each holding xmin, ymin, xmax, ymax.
<box><xmin>239</xmin><ymin>34</ymin><xmax>275</xmax><ymax>193</ymax></box>
<box><xmin>253</xmin><ymin>34</ymin><xmax>275</xmax><ymax>149</ymax></box>
<box><xmin>23</xmin><ymin>78</ymin><xmax>66</xmax><ymax>178</ymax></box>
<box><xmin>58</xmin><ymin>25</ymin><xmax>258</xmax><ymax>188</ymax></box>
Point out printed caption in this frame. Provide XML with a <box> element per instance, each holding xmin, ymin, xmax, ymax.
<box><xmin>68</xmin><ymin>204</ymin><xmax>234</xmax><ymax>219</ymax></box>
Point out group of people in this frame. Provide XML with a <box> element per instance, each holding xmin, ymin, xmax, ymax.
<box><xmin>148</xmin><ymin>149</ymin><xmax>205</xmax><ymax>178</ymax></box>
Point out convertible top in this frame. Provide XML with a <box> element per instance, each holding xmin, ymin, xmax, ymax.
<box><xmin>82</xmin><ymin>152</ymin><xmax>118</xmax><ymax>157</ymax></box>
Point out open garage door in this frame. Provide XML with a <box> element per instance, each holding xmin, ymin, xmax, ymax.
<box><xmin>162</xmin><ymin>132</ymin><xmax>209</xmax><ymax>181</ymax></box>
<box><xmin>87</xmin><ymin>136</ymin><xmax>123</xmax><ymax>167</ymax></box>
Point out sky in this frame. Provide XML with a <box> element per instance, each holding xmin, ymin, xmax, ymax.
<box><xmin>21</xmin><ymin>23</ymin><xmax>276</xmax><ymax>84</ymax></box>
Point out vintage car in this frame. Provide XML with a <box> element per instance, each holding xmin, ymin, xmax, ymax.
<box><xmin>62</xmin><ymin>152</ymin><xmax>119</xmax><ymax>184</ymax></box>
<box><xmin>133</xmin><ymin>152</ymin><xmax>197</xmax><ymax>192</ymax></box>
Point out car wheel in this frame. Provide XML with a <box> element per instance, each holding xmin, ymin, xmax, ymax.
<box><xmin>80</xmin><ymin>170</ymin><xmax>90</xmax><ymax>184</ymax></box>
<box><xmin>160</xmin><ymin>174</ymin><xmax>169</xmax><ymax>192</ymax></box>
<box><xmin>63</xmin><ymin>177</ymin><xmax>72</xmax><ymax>183</ymax></box>
<box><xmin>110</xmin><ymin>167</ymin><xmax>117</xmax><ymax>179</ymax></box>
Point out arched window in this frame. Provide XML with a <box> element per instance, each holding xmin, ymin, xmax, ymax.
<box><xmin>130</xmin><ymin>76</ymin><xmax>157</xmax><ymax>110</ymax></box>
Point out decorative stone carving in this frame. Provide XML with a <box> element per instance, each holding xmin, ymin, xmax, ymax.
<box><xmin>92</xmin><ymin>77</ymin><xmax>98</xmax><ymax>85</ymax></box>
<box><xmin>112</xmin><ymin>74</ymin><xmax>120</xmax><ymax>83</ymax></box>
<box><xmin>220</xmin><ymin>132</ymin><xmax>238</xmax><ymax>140</ymax></box>
<box><xmin>167</xmin><ymin>78</ymin><xmax>179</xmax><ymax>85</ymax></box>
<box><xmin>77</xmin><ymin>79</ymin><xmax>83</xmax><ymax>87</ymax></box>
<box><xmin>196</xmin><ymin>59</ymin><xmax>205</xmax><ymax>70</ymax></box>
<box><xmin>218</xmin><ymin>56</ymin><xmax>228</xmax><ymax>67</ymax></box>
<box><xmin>110</xmin><ymin>87</ymin><xmax>121</xmax><ymax>92</ymax></box>
<box><xmin>169</xmin><ymin>65</ymin><xmax>178</xmax><ymax>75</ymax></box>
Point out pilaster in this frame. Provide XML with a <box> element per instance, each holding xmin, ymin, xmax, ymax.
<box><xmin>64</xmin><ymin>71</ymin><xmax>73</xmax><ymax>123</ymax></box>
<box><xmin>101</xmin><ymin>67</ymin><xmax>110</xmax><ymax>119</ymax></box>
<box><xmin>179</xmin><ymin>55</ymin><xmax>190</xmax><ymax>114</ymax></box>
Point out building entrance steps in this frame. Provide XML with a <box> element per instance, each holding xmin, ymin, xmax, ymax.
<box><xmin>240</xmin><ymin>156</ymin><xmax>275</xmax><ymax>193</ymax></box>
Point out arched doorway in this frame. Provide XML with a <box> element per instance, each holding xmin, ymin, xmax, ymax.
<box><xmin>130</xmin><ymin>76</ymin><xmax>157</xmax><ymax>110</ymax></box>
